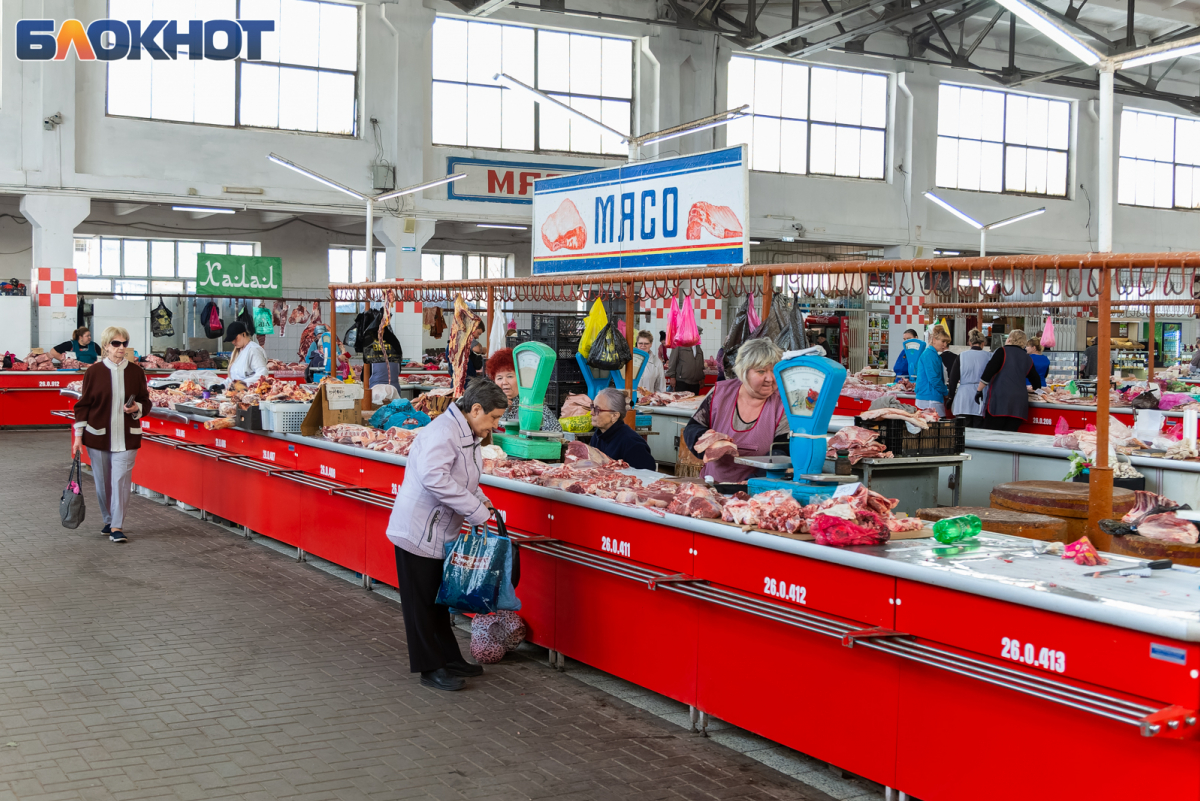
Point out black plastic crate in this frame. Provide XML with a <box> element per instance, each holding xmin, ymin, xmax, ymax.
<box><xmin>853</xmin><ymin>415</ymin><xmax>965</xmax><ymax>457</ymax></box>
<box><xmin>556</xmin><ymin>316</ymin><xmax>586</xmax><ymax>337</ymax></box>
<box><xmin>530</xmin><ymin>331</ymin><xmax>582</xmax><ymax>360</ymax></box>
<box><xmin>545</xmin><ymin>381</ymin><xmax>588</xmax><ymax>414</ymax></box>
<box><xmin>532</xmin><ymin>314</ymin><xmax>586</xmax><ymax>339</ymax></box>
<box><xmin>551</xmin><ymin>359</ymin><xmax>583</xmax><ymax>384</ymax></box>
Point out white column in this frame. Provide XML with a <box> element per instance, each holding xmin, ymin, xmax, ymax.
<box><xmin>19</xmin><ymin>194</ymin><xmax>90</xmax><ymax>349</ymax></box>
<box><xmin>376</xmin><ymin>216</ymin><xmax>436</xmax><ymax>361</ymax></box>
<box><xmin>1098</xmin><ymin>64</ymin><xmax>1115</xmax><ymax>254</ymax></box>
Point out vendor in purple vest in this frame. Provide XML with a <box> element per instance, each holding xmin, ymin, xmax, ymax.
<box><xmin>683</xmin><ymin>339</ymin><xmax>789</xmax><ymax>483</ymax></box>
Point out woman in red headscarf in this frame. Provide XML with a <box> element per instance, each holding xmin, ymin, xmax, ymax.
<box><xmin>485</xmin><ymin>348</ymin><xmax>562</xmax><ymax>432</ymax></box>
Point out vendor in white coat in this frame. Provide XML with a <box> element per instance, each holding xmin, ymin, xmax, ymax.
<box><xmin>636</xmin><ymin>330</ymin><xmax>666</xmax><ymax>394</ymax></box>
<box><xmin>947</xmin><ymin>327</ymin><xmax>990</xmax><ymax>428</ymax></box>
<box><xmin>224</xmin><ymin>321</ymin><xmax>268</xmax><ymax>385</ymax></box>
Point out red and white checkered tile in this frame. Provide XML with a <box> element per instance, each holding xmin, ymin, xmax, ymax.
<box><xmin>889</xmin><ymin>294</ymin><xmax>926</xmax><ymax>325</ymax></box>
<box><xmin>641</xmin><ymin>295</ymin><xmax>723</xmax><ymax>321</ymax></box>
<box><xmin>35</xmin><ymin>267</ymin><xmax>77</xmax><ymax>309</ymax></box>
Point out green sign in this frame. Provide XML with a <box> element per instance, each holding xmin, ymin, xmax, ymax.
<box><xmin>196</xmin><ymin>254</ymin><xmax>283</xmax><ymax>297</ymax></box>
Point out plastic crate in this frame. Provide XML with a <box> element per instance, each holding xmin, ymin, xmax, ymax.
<box><xmin>853</xmin><ymin>415</ymin><xmax>965</xmax><ymax>457</ymax></box>
<box><xmin>551</xmin><ymin>359</ymin><xmax>583</xmax><ymax>384</ymax></box>
<box><xmin>269</xmin><ymin>402</ymin><xmax>312</xmax><ymax>433</ymax></box>
<box><xmin>545</xmin><ymin>382</ymin><xmax>588</xmax><ymax>414</ymax></box>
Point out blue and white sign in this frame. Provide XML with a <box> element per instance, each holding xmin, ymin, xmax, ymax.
<box><xmin>446</xmin><ymin>157</ymin><xmax>590</xmax><ymax>205</ymax></box>
<box><xmin>531</xmin><ymin>146</ymin><xmax>748</xmax><ymax>274</ymax></box>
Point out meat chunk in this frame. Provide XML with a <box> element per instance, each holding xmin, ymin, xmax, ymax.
<box><xmin>1138</xmin><ymin>513</ymin><xmax>1199</xmax><ymax>544</ymax></box>
<box><xmin>694</xmin><ymin>430</ymin><xmax>739</xmax><ymax>462</ymax></box>
<box><xmin>685</xmin><ymin>202</ymin><xmax>743</xmax><ymax>240</ymax></box>
<box><xmin>541</xmin><ymin>199</ymin><xmax>588</xmax><ymax>252</ymax></box>
<box><xmin>272</xmin><ymin>299</ymin><xmax>289</xmax><ymax>332</ymax></box>
<box><xmin>565</xmin><ymin>440</ymin><xmax>612</xmax><ymax>465</ymax></box>
<box><xmin>665</xmin><ymin>483</ymin><xmax>725</xmax><ymax>519</ymax></box>
<box><xmin>826</xmin><ymin>425</ymin><xmax>893</xmax><ymax>464</ymax></box>
<box><xmin>721</xmin><ymin>490</ymin><xmax>805</xmax><ymax>533</ymax></box>
<box><xmin>448</xmin><ymin>295</ymin><xmax>482</xmax><ymax>398</ymax></box>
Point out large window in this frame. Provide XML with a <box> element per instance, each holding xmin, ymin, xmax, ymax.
<box><xmin>726</xmin><ymin>56</ymin><xmax>887</xmax><ymax>180</ymax></box>
<box><xmin>936</xmin><ymin>84</ymin><xmax>1069</xmax><ymax>197</ymax></box>
<box><xmin>74</xmin><ymin>238</ymin><xmax>256</xmax><ymax>295</ymax></box>
<box><xmin>328</xmin><ymin>247</ymin><xmax>386</xmax><ymax>284</ymax></box>
<box><xmin>1118</xmin><ymin>109</ymin><xmax>1200</xmax><ymax>210</ymax></box>
<box><xmin>107</xmin><ymin>0</ymin><xmax>359</xmax><ymax>136</ymax></box>
<box><xmin>421</xmin><ymin>253</ymin><xmax>511</xmax><ymax>281</ymax></box>
<box><xmin>431</xmin><ymin>17</ymin><xmax>632</xmax><ymax>155</ymax></box>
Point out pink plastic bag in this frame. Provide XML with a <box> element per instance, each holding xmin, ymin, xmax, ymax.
<box><xmin>747</xmin><ymin>291</ymin><xmax>761</xmax><ymax>331</ymax></box>
<box><xmin>666</xmin><ymin>297</ymin><xmax>680</xmax><ymax>348</ymax></box>
<box><xmin>1042</xmin><ymin>317</ymin><xmax>1056</xmax><ymax>349</ymax></box>
<box><xmin>1054</xmin><ymin>416</ymin><xmax>1070</xmax><ymax>436</ymax></box>
<box><xmin>674</xmin><ymin>295</ymin><xmax>700</xmax><ymax>347</ymax></box>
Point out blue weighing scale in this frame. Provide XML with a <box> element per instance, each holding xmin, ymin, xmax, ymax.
<box><xmin>739</xmin><ymin>346</ymin><xmax>854</xmax><ymax>503</ymax></box>
<box><xmin>575</xmin><ymin>352</ymin><xmax>614</xmax><ymax>399</ymax></box>
<box><xmin>610</xmin><ymin>348</ymin><xmax>650</xmax><ymax>407</ymax></box>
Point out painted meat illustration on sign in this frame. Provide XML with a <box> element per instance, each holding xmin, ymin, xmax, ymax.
<box><xmin>541</xmin><ymin>199</ymin><xmax>588</xmax><ymax>252</ymax></box>
<box><xmin>686</xmin><ymin>202</ymin><xmax>743</xmax><ymax>240</ymax></box>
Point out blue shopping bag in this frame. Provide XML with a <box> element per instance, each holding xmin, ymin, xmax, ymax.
<box><xmin>439</xmin><ymin>515</ymin><xmax>521</xmax><ymax>613</ymax></box>
<box><xmin>436</xmin><ymin>523</ymin><xmax>510</xmax><ymax>614</ymax></box>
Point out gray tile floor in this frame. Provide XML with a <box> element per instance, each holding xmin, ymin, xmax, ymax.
<box><xmin>0</xmin><ymin>431</ymin><xmax>889</xmax><ymax>801</ymax></box>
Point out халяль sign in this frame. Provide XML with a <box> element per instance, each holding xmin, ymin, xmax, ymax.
<box><xmin>197</xmin><ymin>254</ymin><xmax>283</xmax><ymax>298</ymax></box>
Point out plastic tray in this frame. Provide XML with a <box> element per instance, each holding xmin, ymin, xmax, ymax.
<box><xmin>853</xmin><ymin>415</ymin><xmax>966</xmax><ymax>457</ymax></box>
<box><xmin>492</xmin><ymin>432</ymin><xmax>564</xmax><ymax>460</ymax></box>
<box><xmin>268</xmin><ymin>402</ymin><xmax>312</xmax><ymax>433</ymax></box>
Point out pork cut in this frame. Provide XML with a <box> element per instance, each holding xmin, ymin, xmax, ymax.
<box><xmin>1137</xmin><ymin>513</ymin><xmax>1199</xmax><ymax>544</ymax></box>
<box><xmin>565</xmin><ymin>440</ymin><xmax>612</xmax><ymax>465</ymax></box>
<box><xmin>694</xmin><ymin>429</ymin><xmax>739</xmax><ymax>462</ymax></box>
<box><xmin>665</xmin><ymin>482</ymin><xmax>725</xmax><ymax>519</ymax></box>
<box><xmin>685</xmin><ymin>202</ymin><xmax>743</xmax><ymax>240</ymax></box>
<box><xmin>825</xmin><ymin>425</ymin><xmax>893</xmax><ymax>464</ymax></box>
<box><xmin>1122</xmin><ymin>490</ymin><xmax>1186</xmax><ymax>525</ymax></box>
<box><xmin>541</xmin><ymin>199</ymin><xmax>588</xmax><ymax>252</ymax></box>
<box><xmin>721</xmin><ymin>490</ymin><xmax>806</xmax><ymax>533</ymax></box>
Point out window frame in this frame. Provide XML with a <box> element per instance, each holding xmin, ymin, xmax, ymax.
<box><xmin>421</xmin><ymin>252</ymin><xmax>513</xmax><ymax>281</ymax></box>
<box><xmin>725</xmin><ymin>54</ymin><xmax>890</xmax><ymax>182</ymax></box>
<box><xmin>74</xmin><ymin>236</ymin><xmax>258</xmax><ymax>296</ymax></box>
<box><xmin>934</xmin><ymin>81</ymin><xmax>1072</xmax><ymax>199</ymax></box>
<box><xmin>1117</xmin><ymin>106</ymin><xmax>1200</xmax><ymax>211</ymax></box>
<box><xmin>104</xmin><ymin>0</ymin><xmax>361</xmax><ymax>138</ymax></box>
<box><xmin>430</xmin><ymin>15</ymin><xmax>635</xmax><ymax>157</ymax></box>
<box><xmin>327</xmin><ymin>245</ymin><xmax>388</xmax><ymax>285</ymax></box>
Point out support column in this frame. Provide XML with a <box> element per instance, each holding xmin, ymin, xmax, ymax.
<box><xmin>376</xmin><ymin>216</ymin><xmax>435</xmax><ymax>361</ymax></box>
<box><xmin>1098</xmin><ymin>64</ymin><xmax>1115</xmax><ymax>254</ymax></box>
<box><xmin>20</xmin><ymin>194</ymin><xmax>90</xmax><ymax>349</ymax></box>
<box><xmin>1088</xmin><ymin>266</ymin><xmax>1115</xmax><ymax>546</ymax></box>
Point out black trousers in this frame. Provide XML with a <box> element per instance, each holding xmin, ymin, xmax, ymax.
<box><xmin>394</xmin><ymin>546</ymin><xmax>464</xmax><ymax>673</ymax></box>
<box><xmin>984</xmin><ymin>413</ymin><xmax>1023</xmax><ymax>432</ymax></box>
<box><xmin>959</xmin><ymin>414</ymin><xmax>985</xmax><ymax>429</ymax></box>
<box><xmin>674</xmin><ymin>381</ymin><xmax>701</xmax><ymax>395</ymax></box>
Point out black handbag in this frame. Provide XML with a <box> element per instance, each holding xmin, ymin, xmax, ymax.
<box><xmin>60</xmin><ymin>456</ymin><xmax>85</xmax><ymax>529</ymax></box>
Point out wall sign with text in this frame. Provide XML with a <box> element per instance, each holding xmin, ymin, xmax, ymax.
<box><xmin>446</xmin><ymin>157</ymin><xmax>590</xmax><ymax>205</ymax></box>
<box><xmin>197</xmin><ymin>255</ymin><xmax>283</xmax><ymax>298</ymax></box>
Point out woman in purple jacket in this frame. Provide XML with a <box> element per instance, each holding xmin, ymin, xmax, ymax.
<box><xmin>385</xmin><ymin>378</ymin><xmax>508</xmax><ymax>691</ymax></box>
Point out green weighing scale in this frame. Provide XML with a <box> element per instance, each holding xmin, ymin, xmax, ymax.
<box><xmin>492</xmin><ymin>341</ymin><xmax>566</xmax><ymax>460</ymax></box>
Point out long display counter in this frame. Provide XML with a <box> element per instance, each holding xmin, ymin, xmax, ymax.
<box><xmin>67</xmin><ymin>407</ymin><xmax>1200</xmax><ymax>801</ymax></box>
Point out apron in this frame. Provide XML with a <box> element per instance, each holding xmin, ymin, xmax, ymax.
<box><xmin>951</xmin><ymin>348</ymin><xmax>989</xmax><ymax>417</ymax></box>
<box><xmin>73</xmin><ymin>340</ymin><xmax>99</xmax><ymax>364</ymax></box>
<box><xmin>699</xmin><ymin>378</ymin><xmax>784</xmax><ymax>483</ymax></box>
<box><xmin>986</xmin><ymin>345</ymin><xmax>1033</xmax><ymax>420</ymax></box>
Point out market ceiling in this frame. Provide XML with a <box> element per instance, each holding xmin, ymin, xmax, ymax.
<box><xmin>448</xmin><ymin>0</ymin><xmax>1200</xmax><ymax>114</ymax></box>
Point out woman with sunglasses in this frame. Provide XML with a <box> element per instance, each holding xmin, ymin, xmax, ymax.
<box><xmin>71</xmin><ymin>327</ymin><xmax>151</xmax><ymax>544</ymax></box>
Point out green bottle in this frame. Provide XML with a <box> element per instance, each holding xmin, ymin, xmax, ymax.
<box><xmin>933</xmin><ymin>514</ymin><xmax>982</xmax><ymax>544</ymax></box>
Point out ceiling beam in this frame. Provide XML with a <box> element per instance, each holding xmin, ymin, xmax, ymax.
<box><xmin>747</xmin><ymin>0</ymin><xmax>884</xmax><ymax>51</ymax></box>
<box><xmin>788</xmin><ymin>0</ymin><xmax>964</xmax><ymax>59</ymax></box>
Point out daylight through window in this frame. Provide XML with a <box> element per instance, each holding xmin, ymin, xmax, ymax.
<box><xmin>1118</xmin><ymin>109</ymin><xmax>1200</xmax><ymax>210</ymax></box>
<box><xmin>73</xmin><ymin>237</ymin><xmax>256</xmax><ymax>296</ymax></box>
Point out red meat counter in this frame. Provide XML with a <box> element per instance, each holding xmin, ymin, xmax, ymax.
<box><xmin>1</xmin><ymin>371</ymin><xmax>81</xmax><ymax>426</ymax></box>
<box><xmin>95</xmin><ymin>414</ymin><xmax>1200</xmax><ymax>801</ymax></box>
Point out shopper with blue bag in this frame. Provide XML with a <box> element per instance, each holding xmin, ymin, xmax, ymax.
<box><xmin>385</xmin><ymin>378</ymin><xmax>509</xmax><ymax>692</ymax></box>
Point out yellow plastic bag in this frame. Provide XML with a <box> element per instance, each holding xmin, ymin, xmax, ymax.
<box><xmin>578</xmin><ymin>298</ymin><xmax>608</xmax><ymax>358</ymax></box>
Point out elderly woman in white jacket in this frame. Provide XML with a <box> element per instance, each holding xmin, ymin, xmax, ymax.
<box><xmin>385</xmin><ymin>378</ymin><xmax>508</xmax><ymax>692</ymax></box>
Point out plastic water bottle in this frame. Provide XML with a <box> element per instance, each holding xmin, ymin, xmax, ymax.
<box><xmin>933</xmin><ymin>514</ymin><xmax>982</xmax><ymax>544</ymax></box>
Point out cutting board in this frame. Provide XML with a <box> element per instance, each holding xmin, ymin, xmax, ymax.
<box><xmin>707</xmin><ymin>517</ymin><xmax>934</xmax><ymax>543</ymax></box>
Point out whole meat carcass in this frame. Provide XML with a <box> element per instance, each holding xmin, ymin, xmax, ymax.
<box><xmin>685</xmin><ymin>202</ymin><xmax>743</xmax><ymax>240</ymax></box>
<box><xmin>694</xmin><ymin>429</ymin><xmax>739</xmax><ymax>463</ymax></box>
<box><xmin>540</xmin><ymin>199</ymin><xmax>587</xmax><ymax>252</ymax></box>
<box><xmin>272</xmin><ymin>299</ymin><xmax>289</xmax><ymax>333</ymax></box>
<box><xmin>565</xmin><ymin>440</ymin><xmax>612</xmax><ymax>465</ymax></box>
<box><xmin>665</xmin><ymin>482</ymin><xmax>725</xmax><ymax>519</ymax></box>
<box><xmin>448</xmin><ymin>295</ymin><xmax>482</xmax><ymax>398</ymax></box>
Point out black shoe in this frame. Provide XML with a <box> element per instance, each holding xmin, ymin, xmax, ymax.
<box><xmin>102</xmin><ymin>524</ymin><xmax>111</xmax><ymax>535</ymax></box>
<box><xmin>109</xmin><ymin>531</ymin><xmax>128</xmax><ymax>543</ymax></box>
<box><xmin>419</xmin><ymin>668</ymin><xmax>465</xmax><ymax>691</ymax></box>
<box><xmin>444</xmin><ymin>660</ymin><xmax>484</xmax><ymax>677</ymax></box>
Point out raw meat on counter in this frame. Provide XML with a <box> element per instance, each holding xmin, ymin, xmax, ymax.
<box><xmin>685</xmin><ymin>202</ymin><xmax>743</xmax><ymax>240</ymax></box>
<box><xmin>858</xmin><ymin>406</ymin><xmax>938</xmax><ymax>429</ymax></box>
<box><xmin>825</xmin><ymin>426</ymin><xmax>892</xmax><ymax>464</ymax></box>
<box><xmin>448</xmin><ymin>295</ymin><xmax>482</xmax><ymax>398</ymax></box>
<box><xmin>665</xmin><ymin>482</ymin><xmax>725</xmax><ymax>519</ymax></box>
<box><xmin>694</xmin><ymin>430</ymin><xmax>739</xmax><ymax>463</ymax></box>
<box><xmin>1137</xmin><ymin>514</ymin><xmax>1199</xmax><ymax>544</ymax></box>
<box><xmin>723</xmin><ymin>490</ymin><xmax>806</xmax><ymax>533</ymax></box>
<box><xmin>320</xmin><ymin>424</ymin><xmax>418</xmax><ymax>455</ymax></box>
<box><xmin>637</xmin><ymin>391</ymin><xmax>696</xmax><ymax>407</ymax></box>
<box><xmin>65</xmin><ymin>380</ymin><xmax>83</xmax><ymax>393</ymax></box>
<box><xmin>564</xmin><ymin>440</ymin><xmax>612</xmax><ymax>465</ymax></box>
<box><xmin>25</xmin><ymin>352</ymin><xmax>55</xmax><ymax>371</ymax></box>
<box><xmin>540</xmin><ymin>199</ymin><xmax>587</xmax><ymax>252</ymax></box>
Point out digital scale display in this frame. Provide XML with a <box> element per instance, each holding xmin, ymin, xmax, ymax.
<box><xmin>780</xmin><ymin>364</ymin><xmax>825</xmax><ymax>417</ymax></box>
<box><xmin>517</xmin><ymin>349</ymin><xmax>541</xmax><ymax>389</ymax></box>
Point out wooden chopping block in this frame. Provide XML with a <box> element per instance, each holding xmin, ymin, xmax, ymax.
<box><xmin>990</xmin><ymin>480</ymin><xmax>1135</xmax><ymax>551</ymax></box>
<box><xmin>916</xmin><ymin>506</ymin><xmax>1068</xmax><ymax>543</ymax></box>
<box><xmin>1109</xmin><ymin>534</ymin><xmax>1200</xmax><ymax>567</ymax></box>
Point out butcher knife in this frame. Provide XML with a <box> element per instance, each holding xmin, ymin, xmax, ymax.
<box><xmin>1089</xmin><ymin>558</ymin><xmax>1173</xmax><ymax>578</ymax></box>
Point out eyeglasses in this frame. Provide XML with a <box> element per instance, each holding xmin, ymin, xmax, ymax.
<box><xmin>110</xmin><ymin>340</ymin><xmax>129</xmax><ymax>348</ymax></box>
<box><xmin>591</xmin><ymin>407</ymin><xmax>617</xmax><ymax>416</ymax></box>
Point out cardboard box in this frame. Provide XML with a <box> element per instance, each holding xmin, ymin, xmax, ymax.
<box><xmin>301</xmin><ymin>383</ymin><xmax>364</xmax><ymax>435</ymax></box>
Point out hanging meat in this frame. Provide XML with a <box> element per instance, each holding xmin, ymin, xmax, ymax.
<box><xmin>448</xmin><ymin>295</ymin><xmax>482</xmax><ymax>398</ymax></box>
<box><xmin>288</xmin><ymin>303</ymin><xmax>310</xmax><ymax>326</ymax></box>
<box><xmin>272</xmin><ymin>299</ymin><xmax>289</xmax><ymax>333</ymax></box>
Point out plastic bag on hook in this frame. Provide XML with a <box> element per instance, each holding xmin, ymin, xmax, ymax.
<box><xmin>578</xmin><ymin>299</ymin><xmax>608</xmax><ymax>358</ymax></box>
<box><xmin>674</xmin><ymin>294</ymin><xmax>699</xmax><ymax>347</ymax></box>
<box><xmin>666</xmin><ymin>297</ymin><xmax>680</xmax><ymax>348</ymax></box>
<box><xmin>1042</xmin><ymin>317</ymin><xmax>1056</xmax><ymax>349</ymax></box>
<box><xmin>777</xmin><ymin>294</ymin><xmax>809</xmax><ymax>353</ymax></box>
<box><xmin>751</xmin><ymin>292</ymin><xmax>790</xmax><ymax>343</ymax></box>
<box><xmin>586</xmin><ymin>305</ymin><xmax>632</xmax><ymax>371</ymax></box>
<box><xmin>746</xmin><ymin>291</ymin><xmax>761</xmax><ymax>331</ymax></box>
<box><xmin>721</xmin><ymin>294</ymin><xmax>756</xmax><ymax>378</ymax></box>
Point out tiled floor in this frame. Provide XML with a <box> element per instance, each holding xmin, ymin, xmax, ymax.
<box><xmin>0</xmin><ymin>431</ymin><xmax>885</xmax><ymax>801</ymax></box>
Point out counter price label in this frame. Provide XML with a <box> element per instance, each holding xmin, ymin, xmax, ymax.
<box><xmin>763</xmin><ymin>577</ymin><xmax>807</xmax><ymax>604</ymax></box>
<box><xmin>214</xmin><ymin>438</ymin><xmax>227</xmax><ymax>449</ymax></box>
<box><xmin>320</xmin><ymin>465</ymin><xmax>336</xmax><ymax>479</ymax></box>
<box><xmin>1001</xmin><ymin>637</ymin><xmax>1065</xmax><ymax>673</ymax></box>
<box><xmin>262</xmin><ymin>450</ymin><xmax>275</xmax><ymax>462</ymax></box>
<box><xmin>601</xmin><ymin>536</ymin><xmax>631</xmax><ymax>558</ymax></box>
<box><xmin>391</xmin><ymin>483</ymin><xmax>401</xmax><ymax>496</ymax></box>
<box><xmin>1032</xmin><ymin>417</ymin><xmax>1052</xmax><ymax>426</ymax></box>
<box><xmin>39</xmin><ymin>380</ymin><xmax>60</xmax><ymax>387</ymax></box>
<box><xmin>141</xmin><ymin>421</ymin><xmax>150</xmax><ymax>430</ymax></box>
<box><xmin>175</xmin><ymin>428</ymin><xmax>186</xmax><ymax>439</ymax></box>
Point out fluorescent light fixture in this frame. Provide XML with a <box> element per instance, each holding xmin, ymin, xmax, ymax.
<box><xmin>638</xmin><ymin>113</ymin><xmax>749</xmax><ymax>147</ymax></box>
<box><xmin>781</xmin><ymin>236</ymin><xmax>796</xmax><ymax>242</ymax></box>
<box><xmin>939</xmin><ymin>250</ymin><xmax>962</xmax><ymax>256</ymax></box>
<box><xmin>992</xmin><ymin>0</ymin><xmax>1101</xmax><ymax>65</ymax></box>
<box><xmin>267</xmin><ymin>153</ymin><xmax>368</xmax><ymax>200</ymax></box>
<box><xmin>172</xmin><ymin>205</ymin><xmax>236</xmax><ymax>214</ymax></box>
<box><xmin>374</xmin><ymin>173</ymin><xmax>467</xmax><ymax>202</ymax></box>
<box><xmin>493</xmin><ymin>73</ymin><xmax>629</xmax><ymax>143</ymax></box>
<box><xmin>1119</xmin><ymin>40</ymin><xmax>1200</xmax><ymax>70</ymax></box>
<box><xmin>987</xmin><ymin>207</ymin><xmax>1046</xmax><ymax>229</ymax></box>
<box><xmin>924</xmin><ymin>192</ymin><xmax>983</xmax><ymax>229</ymax></box>
<box><xmin>749</xmin><ymin>240</ymin><xmax>761</xmax><ymax>245</ymax></box>
<box><xmin>477</xmin><ymin>223</ymin><xmax>528</xmax><ymax>230</ymax></box>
